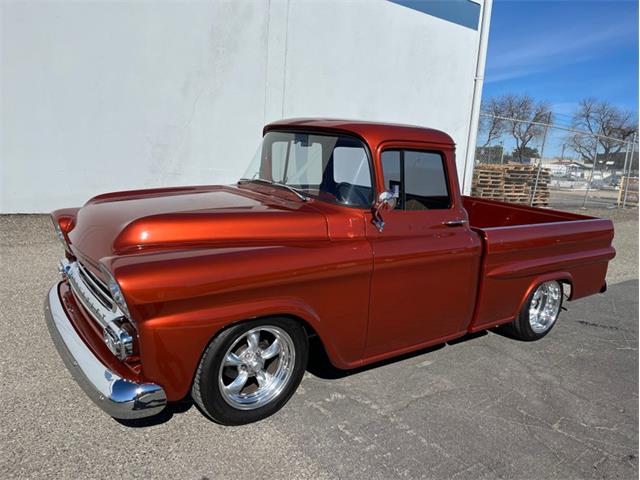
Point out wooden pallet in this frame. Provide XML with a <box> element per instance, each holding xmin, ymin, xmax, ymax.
<box><xmin>471</xmin><ymin>163</ymin><xmax>551</xmax><ymax>207</ymax></box>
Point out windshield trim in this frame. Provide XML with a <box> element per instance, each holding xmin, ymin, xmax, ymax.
<box><xmin>241</xmin><ymin>129</ymin><xmax>377</xmax><ymax>210</ymax></box>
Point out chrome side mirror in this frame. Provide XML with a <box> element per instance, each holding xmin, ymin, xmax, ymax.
<box><xmin>372</xmin><ymin>190</ymin><xmax>398</xmax><ymax>232</ymax></box>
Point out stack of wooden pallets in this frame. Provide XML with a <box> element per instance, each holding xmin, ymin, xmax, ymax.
<box><xmin>471</xmin><ymin>164</ymin><xmax>550</xmax><ymax>207</ymax></box>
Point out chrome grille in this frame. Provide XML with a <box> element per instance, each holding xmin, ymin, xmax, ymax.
<box><xmin>77</xmin><ymin>261</ymin><xmax>114</xmax><ymax>310</ymax></box>
<box><xmin>61</xmin><ymin>258</ymin><xmax>124</xmax><ymax>329</ymax></box>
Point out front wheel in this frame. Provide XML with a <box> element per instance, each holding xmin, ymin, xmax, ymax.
<box><xmin>502</xmin><ymin>280</ymin><xmax>563</xmax><ymax>341</ymax></box>
<box><xmin>191</xmin><ymin>318</ymin><xmax>308</xmax><ymax>425</ymax></box>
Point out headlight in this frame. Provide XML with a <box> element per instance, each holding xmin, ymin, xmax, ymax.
<box><xmin>99</xmin><ymin>264</ymin><xmax>136</xmax><ymax>360</ymax></box>
<box><xmin>99</xmin><ymin>264</ymin><xmax>132</xmax><ymax>319</ymax></box>
<box><xmin>103</xmin><ymin>319</ymin><xmax>135</xmax><ymax>360</ymax></box>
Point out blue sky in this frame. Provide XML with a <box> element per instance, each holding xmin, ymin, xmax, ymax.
<box><xmin>483</xmin><ymin>0</ymin><xmax>639</xmax><ymax>126</ymax></box>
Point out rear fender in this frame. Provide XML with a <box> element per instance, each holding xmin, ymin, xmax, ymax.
<box><xmin>516</xmin><ymin>272</ymin><xmax>573</xmax><ymax>316</ymax></box>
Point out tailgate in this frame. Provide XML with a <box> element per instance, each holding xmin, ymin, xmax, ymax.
<box><xmin>468</xmin><ymin>218</ymin><xmax>615</xmax><ymax>333</ymax></box>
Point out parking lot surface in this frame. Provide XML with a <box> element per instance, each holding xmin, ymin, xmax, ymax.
<box><xmin>1</xmin><ymin>210</ymin><xmax>637</xmax><ymax>479</ymax></box>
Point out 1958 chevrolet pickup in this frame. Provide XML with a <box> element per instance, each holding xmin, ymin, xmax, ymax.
<box><xmin>46</xmin><ymin>119</ymin><xmax>615</xmax><ymax>425</ymax></box>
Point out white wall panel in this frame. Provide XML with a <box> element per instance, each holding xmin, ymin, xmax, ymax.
<box><xmin>1</xmin><ymin>0</ymin><xmax>487</xmax><ymax>212</ymax></box>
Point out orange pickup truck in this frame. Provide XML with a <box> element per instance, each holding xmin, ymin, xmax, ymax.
<box><xmin>46</xmin><ymin>119</ymin><xmax>615</xmax><ymax>425</ymax></box>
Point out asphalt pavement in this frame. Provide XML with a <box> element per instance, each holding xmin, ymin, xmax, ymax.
<box><xmin>1</xmin><ymin>210</ymin><xmax>637</xmax><ymax>479</ymax></box>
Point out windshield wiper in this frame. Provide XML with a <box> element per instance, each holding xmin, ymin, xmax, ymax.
<box><xmin>238</xmin><ymin>178</ymin><xmax>309</xmax><ymax>202</ymax></box>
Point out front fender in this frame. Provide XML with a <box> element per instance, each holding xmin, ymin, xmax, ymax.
<box><xmin>106</xmin><ymin>240</ymin><xmax>373</xmax><ymax>401</ymax></box>
<box><xmin>136</xmin><ymin>296</ymin><xmax>334</xmax><ymax>401</ymax></box>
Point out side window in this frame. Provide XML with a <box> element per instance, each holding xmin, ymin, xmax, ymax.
<box><xmin>381</xmin><ymin>149</ymin><xmax>451</xmax><ymax>210</ymax></box>
<box><xmin>381</xmin><ymin>150</ymin><xmax>402</xmax><ymax>209</ymax></box>
<box><xmin>404</xmin><ymin>151</ymin><xmax>450</xmax><ymax>210</ymax></box>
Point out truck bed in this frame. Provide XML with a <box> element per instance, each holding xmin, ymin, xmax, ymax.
<box><xmin>462</xmin><ymin>196</ymin><xmax>616</xmax><ymax>333</ymax></box>
<box><xmin>463</xmin><ymin>196</ymin><xmax>590</xmax><ymax>228</ymax></box>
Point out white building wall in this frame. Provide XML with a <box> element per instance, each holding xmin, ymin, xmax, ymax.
<box><xmin>1</xmin><ymin>0</ymin><xmax>489</xmax><ymax>213</ymax></box>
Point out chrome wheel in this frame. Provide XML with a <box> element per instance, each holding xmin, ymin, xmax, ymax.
<box><xmin>529</xmin><ymin>281</ymin><xmax>562</xmax><ymax>334</ymax></box>
<box><xmin>218</xmin><ymin>326</ymin><xmax>296</xmax><ymax>410</ymax></box>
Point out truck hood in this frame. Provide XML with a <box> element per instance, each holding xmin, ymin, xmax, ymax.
<box><xmin>67</xmin><ymin>185</ymin><xmax>328</xmax><ymax>261</ymax></box>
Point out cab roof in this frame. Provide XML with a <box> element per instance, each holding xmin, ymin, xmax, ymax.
<box><xmin>264</xmin><ymin>118</ymin><xmax>455</xmax><ymax>149</ymax></box>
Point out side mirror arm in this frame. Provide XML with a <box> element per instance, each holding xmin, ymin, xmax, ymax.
<box><xmin>372</xmin><ymin>211</ymin><xmax>385</xmax><ymax>232</ymax></box>
<box><xmin>372</xmin><ymin>190</ymin><xmax>398</xmax><ymax>232</ymax></box>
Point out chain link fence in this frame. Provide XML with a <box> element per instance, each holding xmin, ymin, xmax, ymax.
<box><xmin>474</xmin><ymin>113</ymin><xmax>638</xmax><ymax>210</ymax></box>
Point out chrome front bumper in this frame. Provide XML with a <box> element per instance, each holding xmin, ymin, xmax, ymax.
<box><xmin>45</xmin><ymin>283</ymin><xmax>167</xmax><ymax>419</ymax></box>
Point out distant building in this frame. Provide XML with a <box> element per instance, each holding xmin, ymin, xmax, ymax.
<box><xmin>545</xmin><ymin>159</ymin><xmax>589</xmax><ymax>178</ymax></box>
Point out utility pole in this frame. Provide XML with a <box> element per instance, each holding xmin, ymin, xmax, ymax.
<box><xmin>500</xmin><ymin>140</ymin><xmax>505</xmax><ymax>164</ymax></box>
<box><xmin>560</xmin><ymin>143</ymin><xmax>566</xmax><ymax>161</ymax></box>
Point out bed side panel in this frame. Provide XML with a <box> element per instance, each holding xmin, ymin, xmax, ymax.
<box><xmin>469</xmin><ymin>219</ymin><xmax>615</xmax><ymax>332</ymax></box>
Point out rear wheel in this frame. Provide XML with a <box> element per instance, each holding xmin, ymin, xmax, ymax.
<box><xmin>502</xmin><ymin>281</ymin><xmax>563</xmax><ymax>341</ymax></box>
<box><xmin>191</xmin><ymin>318</ymin><xmax>308</xmax><ymax>425</ymax></box>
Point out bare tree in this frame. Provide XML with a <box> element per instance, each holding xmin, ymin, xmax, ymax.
<box><xmin>479</xmin><ymin>98</ymin><xmax>505</xmax><ymax>147</ymax></box>
<box><xmin>500</xmin><ymin>95</ymin><xmax>552</xmax><ymax>162</ymax></box>
<box><xmin>567</xmin><ymin>98</ymin><xmax>637</xmax><ymax>164</ymax></box>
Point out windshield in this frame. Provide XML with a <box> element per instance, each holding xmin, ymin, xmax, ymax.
<box><xmin>240</xmin><ymin>131</ymin><xmax>373</xmax><ymax>207</ymax></box>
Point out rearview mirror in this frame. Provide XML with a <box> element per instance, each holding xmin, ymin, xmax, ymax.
<box><xmin>372</xmin><ymin>190</ymin><xmax>397</xmax><ymax>232</ymax></box>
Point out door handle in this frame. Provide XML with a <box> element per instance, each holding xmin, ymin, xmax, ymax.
<box><xmin>442</xmin><ymin>219</ymin><xmax>467</xmax><ymax>227</ymax></box>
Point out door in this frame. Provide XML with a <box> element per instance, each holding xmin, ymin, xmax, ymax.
<box><xmin>365</xmin><ymin>147</ymin><xmax>482</xmax><ymax>358</ymax></box>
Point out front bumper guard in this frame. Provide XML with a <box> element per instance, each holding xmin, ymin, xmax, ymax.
<box><xmin>45</xmin><ymin>283</ymin><xmax>167</xmax><ymax>420</ymax></box>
